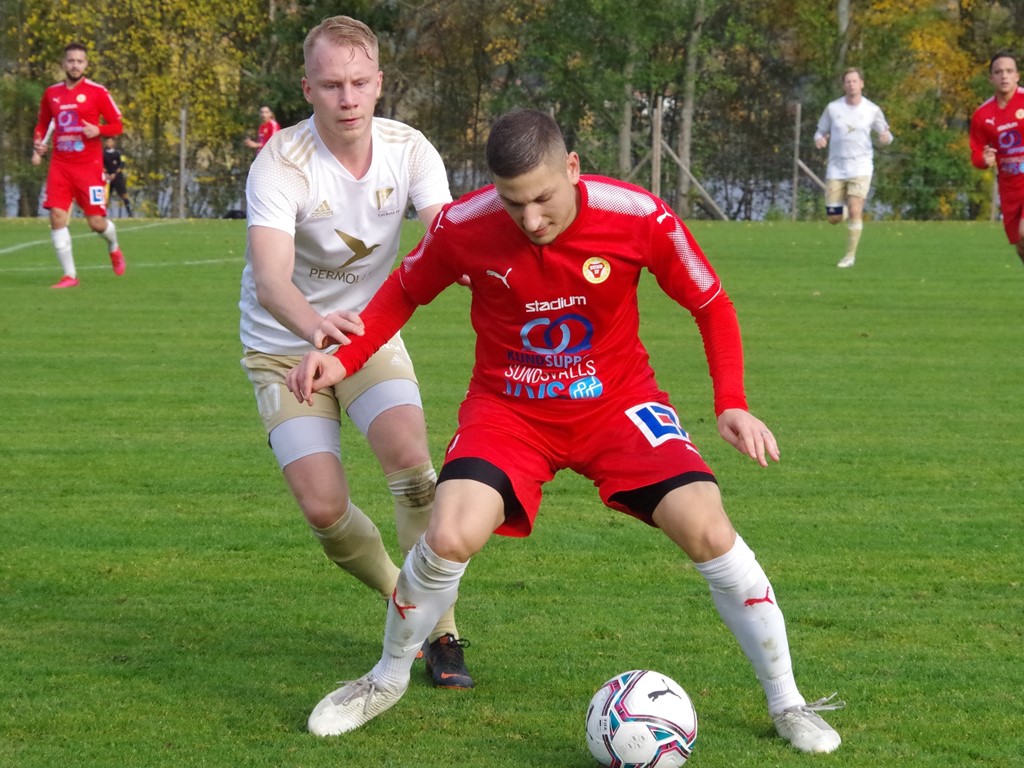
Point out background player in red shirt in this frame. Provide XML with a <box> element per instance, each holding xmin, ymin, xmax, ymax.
<box><xmin>244</xmin><ymin>104</ymin><xmax>281</xmax><ymax>152</ymax></box>
<box><xmin>970</xmin><ymin>51</ymin><xmax>1024</xmax><ymax>266</ymax></box>
<box><xmin>32</xmin><ymin>42</ymin><xmax>126</xmax><ymax>288</ymax></box>
<box><xmin>286</xmin><ymin>109</ymin><xmax>845</xmax><ymax>753</ymax></box>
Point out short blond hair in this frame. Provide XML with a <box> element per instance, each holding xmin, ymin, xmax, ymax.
<box><xmin>303</xmin><ymin>15</ymin><xmax>378</xmax><ymax>68</ymax></box>
<box><xmin>842</xmin><ymin>67</ymin><xmax>864</xmax><ymax>82</ymax></box>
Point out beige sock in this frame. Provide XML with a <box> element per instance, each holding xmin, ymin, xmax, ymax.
<box><xmin>387</xmin><ymin>462</ymin><xmax>458</xmax><ymax>641</ymax></box>
<box><xmin>846</xmin><ymin>221</ymin><xmax>863</xmax><ymax>258</ymax></box>
<box><xmin>310</xmin><ymin>501</ymin><xmax>399</xmax><ymax>601</ymax></box>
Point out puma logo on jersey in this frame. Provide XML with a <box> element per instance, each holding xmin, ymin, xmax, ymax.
<box><xmin>656</xmin><ymin>205</ymin><xmax>671</xmax><ymax>224</ymax></box>
<box><xmin>486</xmin><ymin>268</ymin><xmax>512</xmax><ymax>289</ymax></box>
<box><xmin>311</xmin><ymin>200</ymin><xmax>333</xmax><ymax>218</ymax></box>
<box><xmin>334</xmin><ymin>229</ymin><xmax>382</xmax><ymax>268</ymax></box>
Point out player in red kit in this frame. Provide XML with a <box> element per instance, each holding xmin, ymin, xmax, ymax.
<box><xmin>244</xmin><ymin>105</ymin><xmax>281</xmax><ymax>152</ymax></box>
<box><xmin>970</xmin><ymin>51</ymin><xmax>1024</xmax><ymax>265</ymax></box>
<box><xmin>286</xmin><ymin>109</ymin><xmax>844</xmax><ymax>753</ymax></box>
<box><xmin>32</xmin><ymin>42</ymin><xmax>126</xmax><ymax>288</ymax></box>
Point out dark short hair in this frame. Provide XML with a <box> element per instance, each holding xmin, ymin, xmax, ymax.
<box><xmin>485</xmin><ymin>109</ymin><xmax>567</xmax><ymax>179</ymax></box>
<box><xmin>64</xmin><ymin>42</ymin><xmax>88</xmax><ymax>57</ymax></box>
<box><xmin>990</xmin><ymin>51</ymin><xmax>1017</xmax><ymax>72</ymax></box>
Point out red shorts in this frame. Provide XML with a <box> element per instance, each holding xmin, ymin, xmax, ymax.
<box><xmin>441</xmin><ymin>392</ymin><xmax>716</xmax><ymax>537</ymax></box>
<box><xmin>44</xmin><ymin>159</ymin><xmax>107</xmax><ymax>216</ymax></box>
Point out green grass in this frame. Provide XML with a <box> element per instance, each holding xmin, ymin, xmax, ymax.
<box><xmin>0</xmin><ymin>217</ymin><xmax>1021</xmax><ymax>767</ymax></box>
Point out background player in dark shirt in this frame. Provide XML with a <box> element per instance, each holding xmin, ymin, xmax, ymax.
<box><xmin>103</xmin><ymin>137</ymin><xmax>133</xmax><ymax>217</ymax></box>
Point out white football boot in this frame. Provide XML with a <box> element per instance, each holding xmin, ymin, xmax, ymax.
<box><xmin>837</xmin><ymin>254</ymin><xmax>856</xmax><ymax>268</ymax></box>
<box><xmin>773</xmin><ymin>693</ymin><xmax>845</xmax><ymax>753</ymax></box>
<box><xmin>307</xmin><ymin>674</ymin><xmax>407</xmax><ymax>736</ymax></box>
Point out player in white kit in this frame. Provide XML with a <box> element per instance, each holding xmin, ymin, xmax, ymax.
<box><xmin>814</xmin><ymin>67</ymin><xmax>893</xmax><ymax>268</ymax></box>
<box><xmin>238</xmin><ymin>15</ymin><xmax>473</xmax><ymax>688</ymax></box>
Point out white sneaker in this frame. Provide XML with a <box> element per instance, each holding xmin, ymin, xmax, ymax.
<box><xmin>773</xmin><ymin>694</ymin><xmax>845</xmax><ymax>753</ymax></box>
<box><xmin>837</xmin><ymin>254</ymin><xmax>856</xmax><ymax>268</ymax></box>
<box><xmin>307</xmin><ymin>674</ymin><xmax>407</xmax><ymax>736</ymax></box>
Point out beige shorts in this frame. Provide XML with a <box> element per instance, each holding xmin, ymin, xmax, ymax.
<box><xmin>241</xmin><ymin>334</ymin><xmax>419</xmax><ymax>434</ymax></box>
<box><xmin>826</xmin><ymin>176</ymin><xmax>872</xmax><ymax>205</ymax></box>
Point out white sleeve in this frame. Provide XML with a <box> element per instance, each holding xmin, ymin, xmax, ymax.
<box><xmin>245</xmin><ymin>143</ymin><xmax>308</xmax><ymax>236</ymax></box>
<box><xmin>407</xmin><ymin>133</ymin><xmax>453</xmax><ymax>214</ymax></box>
<box><xmin>814</xmin><ymin>106</ymin><xmax>832</xmax><ymax>140</ymax></box>
<box><xmin>872</xmin><ymin>107</ymin><xmax>892</xmax><ymax>142</ymax></box>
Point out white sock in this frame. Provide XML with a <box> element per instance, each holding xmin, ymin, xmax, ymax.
<box><xmin>51</xmin><ymin>227</ymin><xmax>75</xmax><ymax>277</ymax></box>
<box><xmin>371</xmin><ymin>537</ymin><xmax>467</xmax><ymax>689</ymax></box>
<box><xmin>694</xmin><ymin>536</ymin><xmax>805</xmax><ymax>714</ymax></box>
<box><xmin>99</xmin><ymin>220</ymin><xmax>118</xmax><ymax>252</ymax></box>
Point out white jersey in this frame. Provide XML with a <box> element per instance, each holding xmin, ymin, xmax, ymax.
<box><xmin>239</xmin><ymin>117</ymin><xmax>452</xmax><ymax>354</ymax></box>
<box><xmin>814</xmin><ymin>96</ymin><xmax>891</xmax><ymax>180</ymax></box>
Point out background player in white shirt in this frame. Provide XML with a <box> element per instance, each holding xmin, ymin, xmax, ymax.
<box><xmin>239</xmin><ymin>15</ymin><xmax>473</xmax><ymax>688</ymax></box>
<box><xmin>814</xmin><ymin>67</ymin><xmax>894</xmax><ymax>268</ymax></box>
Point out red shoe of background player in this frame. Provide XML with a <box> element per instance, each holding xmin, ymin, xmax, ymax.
<box><xmin>110</xmin><ymin>249</ymin><xmax>126</xmax><ymax>276</ymax></box>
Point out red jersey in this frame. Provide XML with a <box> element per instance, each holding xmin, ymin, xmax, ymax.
<box><xmin>970</xmin><ymin>86</ymin><xmax>1024</xmax><ymax>197</ymax></box>
<box><xmin>258</xmin><ymin>119</ymin><xmax>281</xmax><ymax>149</ymax></box>
<box><xmin>336</xmin><ymin>175</ymin><xmax>747</xmax><ymax>417</ymax></box>
<box><xmin>34</xmin><ymin>78</ymin><xmax>123</xmax><ymax>165</ymax></box>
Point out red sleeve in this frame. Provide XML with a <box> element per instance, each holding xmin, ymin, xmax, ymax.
<box><xmin>692</xmin><ymin>289</ymin><xmax>748</xmax><ymax>415</ymax></box>
<box><xmin>98</xmin><ymin>91</ymin><xmax>123</xmax><ymax>137</ymax></box>
<box><xmin>332</xmin><ymin>270</ymin><xmax>418</xmax><ymax>375</ymax></box>
<box><xmin>969</xmin><ymin>112</ymin><xmax>987</xmax><ymax>170</ymax></box>
<box><xmin>33</xmin><ymin>93</ymin><xmax>53</xmax><ymax>142</ymax></box>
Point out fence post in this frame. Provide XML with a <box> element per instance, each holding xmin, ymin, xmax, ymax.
<box><xmin>792</xmin><ymin>102</ymin><xmax>801</xmax><ymax>221</ymax></box>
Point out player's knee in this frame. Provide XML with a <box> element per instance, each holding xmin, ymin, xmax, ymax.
<box><xmin>424</xmin><ymin>526</ymin><xmax>476</xmax><ymax>563</ymax></box>
<box><xmin>299</xmin><ymin>493</ymin><xmax>350</xmax><ymax>529</ymax></box>
<box><xmin>387</xmin><ymin>462</ymin><xmax>437</xmax><ymax>510</ymax></box>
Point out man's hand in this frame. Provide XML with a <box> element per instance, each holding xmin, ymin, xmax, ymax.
<box><xmin>983</xmin><ymin>145</ymin><xmax>997</xmax><ymax>168</ymax></box>
<box><xmin>285</xmin><ymin>352</ymin><xmax>348</xmax><ymax>405</ymax></box>
<box><xmin>309</xmin><ymin>310</ymin><xmax>364</xmax><ymax>349</ymax></box>
<box><xmin>716</xmin><ymin>408</ymin><xmax>780</xmax><ymax>467</ymax></box>
<box><xmin>814</xmin><ymin>134</ymin><xmax>829</xmax><ymax>150</ymax></box>
<box><xmin>81</xmin><ymin>121</ymin><xmax>100</xmax><ymax>139</ymax></box>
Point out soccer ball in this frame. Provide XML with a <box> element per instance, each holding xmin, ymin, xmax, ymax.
<box><xmin>585</xmin><ymin>670</ymin><xmax>698</xmax><ymax>768</ymax></box>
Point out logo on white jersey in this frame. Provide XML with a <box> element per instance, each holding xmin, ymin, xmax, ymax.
<box><xmin>486</xmin><ymin>267</ymin><xmax>512</xmax><ymax>289</ymax></box>
<box><xmin>311</xmin><ymin>200</ymin><xmax>333</xmax><ymax>218</ymax></box>
<box><xmin>375</xmin><ymin>187</ymin><xmax>398</xmax><ymax>214</ymax></box>
<box><xmin>334</xmin><ymin>229</ymin><xmax>382</xmax><ymax>268</ymax></box>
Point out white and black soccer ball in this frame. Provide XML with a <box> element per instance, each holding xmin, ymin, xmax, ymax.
<box><xmin>585</xmin><ymin>670</ymin><xmax>698</xmax><ymax>768</ymax></box>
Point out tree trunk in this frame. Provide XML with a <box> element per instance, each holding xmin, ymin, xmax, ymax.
<box><xmin>618</xmin><ymin>56</ymin><xmax>635</xmax><ymax>178</ymax></box>
<box><xmin>676</xmin><ymin>0</ymin><xmax>704</xmax><ymax>216</ymax></box>
<box><xmin>837</xmin><ymin>0</ymin><xmax>850</xmax><ymax>73</ymax></box>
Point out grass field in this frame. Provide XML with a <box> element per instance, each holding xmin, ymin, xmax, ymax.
<box><xmin>1</xmin><ymin>217</ymin><xmax>1021</xmax><ymax>767</ymax></box>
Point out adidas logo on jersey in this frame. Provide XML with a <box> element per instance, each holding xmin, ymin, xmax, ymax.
<box><xmin>311</xmin><ymin>200</ymin><xmax>333</xmax><ymax>218</ymax></box>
